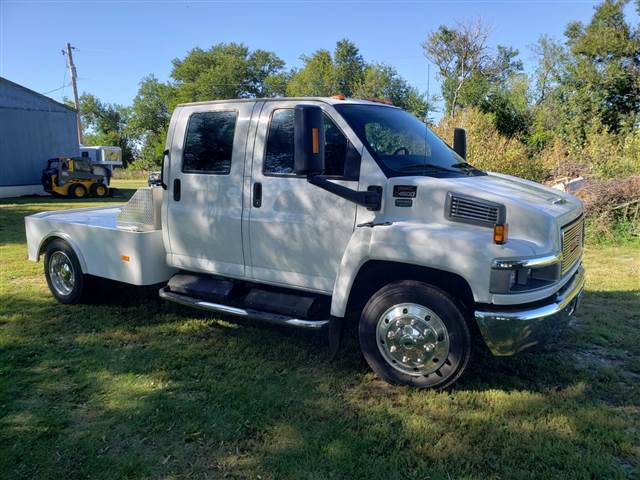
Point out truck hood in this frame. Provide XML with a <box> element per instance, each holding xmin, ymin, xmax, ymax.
<box><xmin>454</xmin><ymin>172</ymin><xmax>582</xmax><ymax>221</ymax></box>
<box><xmin>386</xmin><ymin>172</ymin><xmax>584</xmax><ymax>255</ymax></box>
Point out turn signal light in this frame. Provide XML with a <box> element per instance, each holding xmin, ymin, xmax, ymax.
<box><xmin>312</xmin><ymin>128</ymin><xmax>319</xmax><ymax>154</ymax></box>
<box><xmin>494</xmin><ymin>224</ymin><xmax>508</xmax><ymax>244</ymax></box>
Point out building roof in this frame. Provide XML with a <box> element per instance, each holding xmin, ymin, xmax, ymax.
<box><xmin>0</xmin><ymin>76</ymin><xmax>78</xmax><ymax>113</ymax></box>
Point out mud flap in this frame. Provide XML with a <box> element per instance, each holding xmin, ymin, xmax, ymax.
<box><xmin>328</xmin><ymin>316</ymin><xmax>344</xmax><ymax>360</ymax></box>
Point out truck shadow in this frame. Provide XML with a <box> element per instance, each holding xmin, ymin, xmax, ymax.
<box><xmin>41</xmin><ymin>281</ymin><xmax>640</xmax><ymax>398</ymax></box>
<box><xmin>2</xmin><ymin>288</ymin><xmax>636</xmax><ymax>478</ymax></box>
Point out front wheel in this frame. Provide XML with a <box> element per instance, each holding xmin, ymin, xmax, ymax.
<box><xmin>44</xmin><ymin>239</ymin><xmax>86</xmax><ymax>304</ymax></box>
<box><xmin>359</xmin><ymin>280</ymin><xmax>471</xmax><ymax>389</ymax></box>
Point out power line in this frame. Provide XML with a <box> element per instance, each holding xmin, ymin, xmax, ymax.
<box><xmin>61</xmin><ymin>64</ymin><xmax>67</xmax><ymax>101</ymax></box>
<box><xmin>40</xmin><ymin>83</ymin><xmax>71</xmax><ymax>95</ymax></box>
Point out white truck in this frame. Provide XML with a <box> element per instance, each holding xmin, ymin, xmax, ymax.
<box><xmin>25</xmin><ymin>97</ymin><xmax>585</xmax><ymax>389</ymax></box>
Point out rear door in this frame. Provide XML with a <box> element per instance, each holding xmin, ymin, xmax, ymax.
<box><xmin>248</xmin><ymin>100</ymin><xmax>362</xmax><ymax>293</ymax></box>
<box><xmin>166</xmin><ymin>102</ymin><xmax>255</xmax><ymax>277</ymax></box>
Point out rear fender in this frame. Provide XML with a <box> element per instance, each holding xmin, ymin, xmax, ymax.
<box><xmin>37</xmin><ymin>232</ymin><xmax>88</xmax><ymax>273</ymax></box>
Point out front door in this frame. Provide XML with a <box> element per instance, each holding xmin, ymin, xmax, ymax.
<box><xmin>166</xmin><ymin>102</ymin><xmax>255</xmax><ymax>277</ymax></box>
<box><xmin>248</xmin><ymin>101</ymin><xmax>362</xmax><ymax>293</ymax></box>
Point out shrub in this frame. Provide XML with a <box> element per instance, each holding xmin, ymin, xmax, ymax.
<box><xmin>434</xmin><ymin>108</ymin><xmax>548</xmax><ymax>182</ymax></box>
<box><xmin>539</xmin><ymin>138</ymin><xmax>589</xmax><ymax>179</ymax></box>
<box><xmin>538</xmin><ymin>127</ymin><xmax>640</xmax><ymax>180</ymax></box>
<box><xmin>577</xmin><ymin>176</ymin><xmax>640</xmax><ymax>243</ymax></box>
<box><xmin>578</xmin><ymin>129</ymin><xmax>640</xmax><ymax>178</ymax></box>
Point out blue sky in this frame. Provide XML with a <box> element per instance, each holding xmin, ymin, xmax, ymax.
<box><xmin>1</xmin><ymin>0</ymin><xmax>638</xmax><ymax>116</ymax></box>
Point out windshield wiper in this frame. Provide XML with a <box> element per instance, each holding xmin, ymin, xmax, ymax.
<box><xmin>450</xmin><ymin>162</ymin><xmax>478</xmax><ymax>170</ymax></box>
<box><xmin>397</xmin><ymin>163</ymin><xmax>454</xmax><ymax>173</ymax></box>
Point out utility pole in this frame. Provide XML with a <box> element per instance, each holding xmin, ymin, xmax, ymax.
<box><xmin>64</xmin><ymin>43</ymin><xmax>83</xmax><ymax>144</ymax></box>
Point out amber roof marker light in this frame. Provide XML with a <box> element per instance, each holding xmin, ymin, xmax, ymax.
<box><xmin>364</xmin><ymin>97</ymin><xmax>393</xmax><ymax>105</ymax></box>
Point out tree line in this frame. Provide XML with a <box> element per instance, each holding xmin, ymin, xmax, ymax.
<box><xmin>79</xmin><ymin>0</ymin><xmax>639</xmax><ymax>181</ymax></box>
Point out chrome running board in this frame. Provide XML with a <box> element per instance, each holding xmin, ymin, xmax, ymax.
<box><xmin>159</xmin><ymin>287</ymin><xmax>329</xmax><ymax>331</ymax></box>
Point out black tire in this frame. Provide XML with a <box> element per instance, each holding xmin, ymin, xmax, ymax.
<box><xmin>359</xmin><ymin>280</ymin><xmax>471</xmax><ymax>389</ymax></box>
<box><xmin>44</xmin><ymin>239</ymin><xmax>86</xmax><ymax>304</ymax></box>
<box><xmin>90</xmin><ymin>182</ymin><xmax>108</xmax><ymax>197</ymax></box>
<box><xmin>69</xmin><ymin>183</ymin><xmax>87</xmax><ymax>199</ymax></box>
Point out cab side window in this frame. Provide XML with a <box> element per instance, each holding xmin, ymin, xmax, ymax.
<box><xmin>182</xmin><ymin>111</ymin><xmax>237</xmax><ymax>174</ymax></box>
<box><xmin>263</xmin><ymin>109</ymin><xmax>294</xmax><ymax>174</ymax></box>
<box><xmin>264</xmin><ymin>108</ymin><xmax>359</xmax><ymax>178</ymax></box>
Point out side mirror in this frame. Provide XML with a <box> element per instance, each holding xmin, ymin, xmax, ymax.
<box><xmin>453</xmin><ymin>128</ymin><xmax>467</xmax><ymax>160</ymax></box>
<box><xmin>160</xmin><ymin>149</ymin><xmax>169</xmax><ymax>190</ymax></box>
<box><xmin>294</xmin><ymin>105</ymin><xmax>325</xmax><ymax>176</ymax></box>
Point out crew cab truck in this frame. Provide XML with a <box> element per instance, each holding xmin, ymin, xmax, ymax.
<box><xmin>25</xmin><ymin>97</ymin><xmax>585</xmax><ymax>389</ymax></box>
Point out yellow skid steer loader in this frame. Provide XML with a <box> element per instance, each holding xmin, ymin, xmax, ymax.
<box><xmin>42</xmin><ymin>156</ymin><xmax>109</xmax><ymax>198</ymax></box>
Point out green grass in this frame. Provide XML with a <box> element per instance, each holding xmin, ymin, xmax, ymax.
<box><xmin>1</xmin><ymin>183</ymin><xmax>639</xmax><ymax>479</ymax></box>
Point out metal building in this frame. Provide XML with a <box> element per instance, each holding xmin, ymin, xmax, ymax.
<box><xmin>0</xmin><ymin>77</ymin><xmax>79</xmax><ymax>198</ymax></box>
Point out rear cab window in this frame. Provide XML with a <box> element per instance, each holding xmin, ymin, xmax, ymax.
<box><xmin>182</xmin><ymin>111</ymin><xmax>237</xmax><ymax>174</ymax></box>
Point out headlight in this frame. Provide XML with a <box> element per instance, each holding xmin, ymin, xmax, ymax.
<box><xmin>491</xmin><ymin>255</ymin><xmax>561</xmax><ymax>294</ymax></box>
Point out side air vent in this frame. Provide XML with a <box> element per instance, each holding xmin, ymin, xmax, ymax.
<box><xmin>445</xmin><ymin>192</ymin><xmax>506</xmax><ymax>227</ymax></box>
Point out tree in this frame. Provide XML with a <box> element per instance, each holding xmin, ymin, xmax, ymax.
<box><xmin>353</xmin><ymin>63</ymin><xmax>430</xmax><ymax>118</ymax></box>
<box><xmin>127</xmin><ymin>75</ymin><xmax>175</xmax><ymax>169</ymax></box>
<box><xmin>530</xmin><ymin>35</ymin><xmax>568</xmax><ymax>105</ymax></box>
<box><xmin>422</xmin><ymin>19</ymin><xmax>523</xmax><ymax>116</ymax></box>
<box><xmin>527</xmin><ymin>36</ymin><xmax>571</xmax><ymax>150</ymax></box>
<box><xmin>286</xmin><ymin>49</ymin><xmax>336</xmax><ymax>96</ymax></box>
<box><xmin>286</xmin><ymin>40</ymin><xmax>365</xmax><ymax>97</ymax></box>
<box><xmin>287</xmin><ymin>40</ymin><xmax>430</xmax><ymax>118</ymax></box>
<box><xmin>130</xmin><ymin>43</ymin><xmax>287</xmax><ymax>168</ymax></box>
<box><xmin>78</xmin><ymin>93</ymin><xmax>135</xmax><ymax>166</ymax></box>
<box><xmin>171</xmin><ymin>43</ymin><xmax>286</xmax><ymax>103</ymax></box>
<box><xmin>479</xmin><ymin>74</ymin><xmax>531</xmax><ymax>137</ymax></box>
<box><xmin>562</xmin><ymin>0</ymin><xmax>640</xmax><ymax>139</ymax></box>
<box><xmin>333</xmin><ymin>39</ymin><xmax>365</xmax><ymax>97</ymax></box>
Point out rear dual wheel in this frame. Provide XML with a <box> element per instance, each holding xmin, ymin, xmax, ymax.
<box><xmin>359</xmin><ymin>281</ymin><xmax>471</xmax><ymax>389</ymax></box>
<box><xmin>44</xmin><ymin>239</ymin><xmax>87</xmax><ymax>304</ymax></box>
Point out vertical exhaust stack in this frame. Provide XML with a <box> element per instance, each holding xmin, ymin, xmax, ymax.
<box><xmin>453</xmin><ymin>128</ymin><xmax>467</xmax><ymax>160</ymax></box>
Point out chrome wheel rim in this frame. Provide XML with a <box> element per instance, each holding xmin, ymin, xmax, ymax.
<box><xmin>376</xmin><ymin>303</ymin><xmax>450</xmax><ymax>376</ymax></box>
<box><xmin>49</xmin><ymin>251</ymin><xmax>75</xmax><ymax>296</ymax></box>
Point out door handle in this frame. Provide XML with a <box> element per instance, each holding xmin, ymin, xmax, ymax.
<box><xmin>173</xmin><ymin>178</ymin><xmax>181</xmax><ymax>202</ymax></box>
<box><xmin>253</xmin><ymin>182</ymin><xmax>262</xmax><ymax>208</ymax></box>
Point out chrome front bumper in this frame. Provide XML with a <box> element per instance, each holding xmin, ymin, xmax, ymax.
<box><xmin>474</xmin><ymin>265</ymin><xmax>585</xmax><ymax>356</ymax></box>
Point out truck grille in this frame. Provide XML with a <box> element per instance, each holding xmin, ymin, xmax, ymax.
<box><xmin>447</xmin><ymin>193</ymin><xmax>503</xmax><ymax>227</ymax></box>
<box><xmin>561</xmin><ymin>216</ymin><xmax>584</xmax><ymax>274</ymax></box>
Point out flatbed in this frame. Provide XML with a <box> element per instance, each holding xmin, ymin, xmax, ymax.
<box><xmin>26</xmin><ymin>203</ymin><xmax>175</xmax><ymax>286</ymax></box>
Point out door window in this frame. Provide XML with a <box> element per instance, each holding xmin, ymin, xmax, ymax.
<box><xmin>264</xmin><ymin>109</ymin><xmax>358</xmax><ymax>178</ymax></box>
<box><xmin>182</xmin><ymin>111</ymin><xmax>237</xmax><ymax>174</ymax></box>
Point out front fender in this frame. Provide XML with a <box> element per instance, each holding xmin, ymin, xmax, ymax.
<box><xmin>330</xmin><ymin>221</ymin><xmax>536</xmax><ymax>317</ymax></box>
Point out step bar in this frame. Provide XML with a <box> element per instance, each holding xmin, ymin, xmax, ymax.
<box><xmin>159</xmin><ymin>287</ymin><xmax>329</xmax><ymax>331</ymax></box>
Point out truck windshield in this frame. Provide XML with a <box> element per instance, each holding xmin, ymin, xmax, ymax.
<box><xmin>334</xmin><ymin>104</ymin><xmax>484</xmax><ymax>177</ymax></box>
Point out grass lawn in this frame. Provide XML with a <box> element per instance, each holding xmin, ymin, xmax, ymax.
<box><xmin>1</xmin><ymin>180</ymin><xmax>639</xmax><ymax>479</ymax></box>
